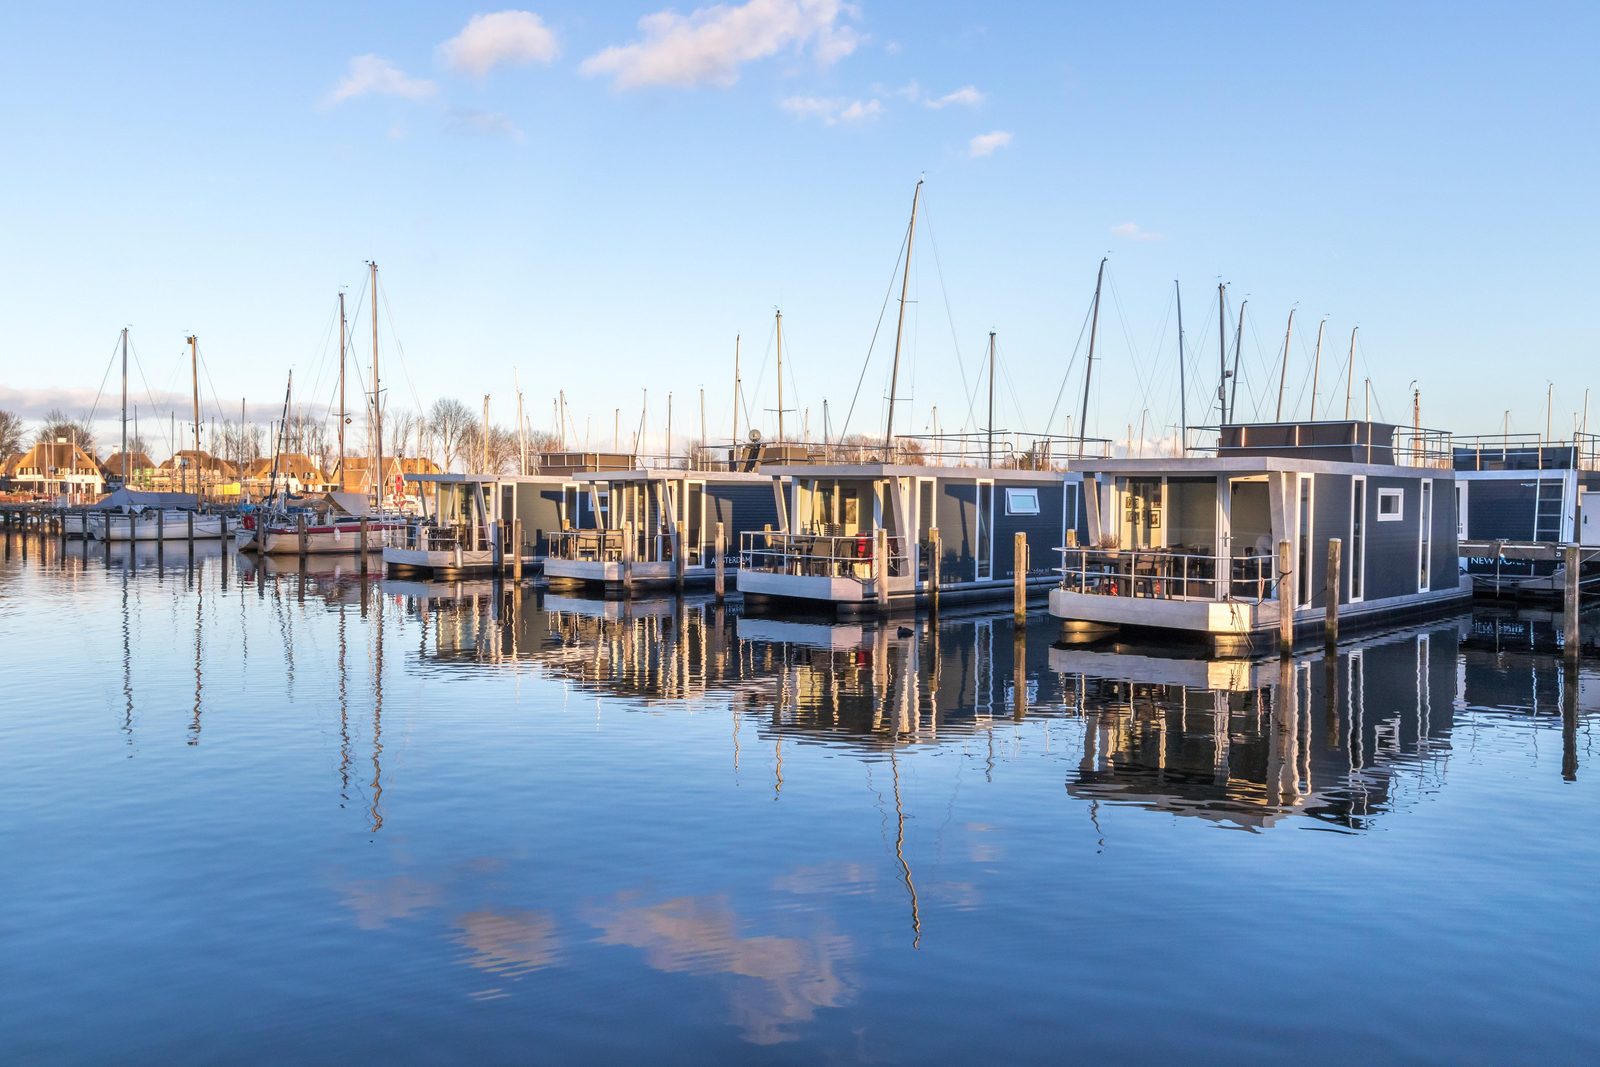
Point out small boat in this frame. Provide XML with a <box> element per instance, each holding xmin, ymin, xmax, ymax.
<box><xmin>90</xmin><ymin>508</ymin><xmax>225</xmax><ymax>541</ymax></box>
<box><xmin>255</xmin><ymin>511</ymin><xmax>407</xmax><ymax>555</ymax></box>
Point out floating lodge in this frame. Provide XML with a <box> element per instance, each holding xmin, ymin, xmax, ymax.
<box><xmin>736</xmin><ymin>450</ymin><xmax>1088</xmax><ymax>616</ymax></box>
<box><xmin>1047</xmin><ymin>420</ymin><xmax>1470</xmax><ymax>654</ymax></box>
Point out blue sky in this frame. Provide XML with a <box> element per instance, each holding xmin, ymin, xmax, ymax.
<box><xmin>2</xmin><ymin>1</ymin><xmax>1597</xmax><ymax>455</ymax></box>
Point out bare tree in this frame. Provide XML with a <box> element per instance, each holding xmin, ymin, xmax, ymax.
<box><xmin>428</xmin><ymin>397</ymin><xmax>475</xmax><ymax>471</ymax></box>
<box><xmin>387</xmin><ymin>409</ymin><xmax>422</xmax><ymax>459</ymax></box>
<box><xmin>0</xmin><ymin>409</ymin><xmax>23</xmax><ymax>455</ymax></box>
<box><xmin>36</xmin><ymin>408</ymin><xmax>96</xmax><ymax>454</ymax></box>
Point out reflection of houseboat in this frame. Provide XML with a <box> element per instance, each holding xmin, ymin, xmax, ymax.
<box><xmin>544</xmin><ymin>470</ymin><xmax>778</xmax><ymax>594</ymax></box>
<box><xmin>737</xmin><ymin>462</ymin><xmax>1086</xmax><ymax>616</ymax></box>
<box><xmin>1453</xmin><ymin>433</ymin><xmax>1600</xmax><ymax>597</ymax></box>
<box><xmin>1049</xmin><ymin>420</ymin><xmax>1471</xmax><ymax>653</ymax></box>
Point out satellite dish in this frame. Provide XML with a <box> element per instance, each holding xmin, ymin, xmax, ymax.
<box><xmin>748</xmin><ymin>429</ymin><xmax>763</xmax><ymax>443</ymax></box>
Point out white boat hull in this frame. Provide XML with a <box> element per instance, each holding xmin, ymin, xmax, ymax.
<box><xmin>90</xmin><ymin>511</ymin><xmax>225</xmax><ymax>542</ymax></box>
<box><xmin>258</xmin><ymin>521</ymin><xmax>407</xmax><ymax>555</ymax></box>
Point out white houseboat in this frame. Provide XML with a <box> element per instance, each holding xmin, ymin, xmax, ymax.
<box><xmin>1048</xmin><ymin>420</ymin><xmax>1470</xmax><ymax>653</ymax></box>
<box><xmin>382</xmin><ymin>473</ymin><xmax>589</xmax><ymax>578</ymax></box>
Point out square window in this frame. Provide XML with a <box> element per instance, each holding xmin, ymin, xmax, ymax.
<box><xmin>1005</xmin><ymin>487</ymin><xmax>1040</xmax><ymax>515</ymax></box>
<box><xmin>1377</xmin><ymin>488</ymin><xmax>1404</xmax><ymax>521</ymax></box>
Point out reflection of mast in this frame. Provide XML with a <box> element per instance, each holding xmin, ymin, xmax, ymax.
<box><xmin>121</xmin><ymin>567</ymin><xmax>134</xmax><ymax>745</ymax></box>
<box><xmin>890</xmin><ymin>746</ymin><xmax>921</xmax><ymax>949</ymax></box>
<box><xmin>338</xmin><ymin>601</ymin><xmax>350</xmax><ymax>803</ymax></box>
<box><xmin>370</xmin><ymin>582</ymin><xmax>385</xmax><ymax>832</ymax></box>
<box><xmin>188</xmin><ymin>563</ymin><xmax>204</xmax><ymax>745</ymax></box>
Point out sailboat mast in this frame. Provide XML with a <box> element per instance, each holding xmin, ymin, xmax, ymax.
<box><xmin>517</xmin><ymin>385</ymin><xmax>526</xmax><ymax>475</ymax></box>
<box><xmin>120</xmin><ymin>328</ymin><xmax>128</xmax><ymax>476</ymax></box>
<box><xmin>1275</xmin><ymin>308</ymin><xmax>1295</xmax><ymax>421</ymax></box>
<box><xmin>1217</xmin><ymin>284</ymin><xmax>1228</xmax><ymax>424</ymax></box>
<box><xmin>370</xmin><ymin>261</ymin><xmax>382</xmax><ymax>505</ymax></box>
<box><xmin>775</xmin><ymin>310</ymin><xmax>785</xmax><ymax>444</ymax></box>
<box><xmin>1175</xmin><ymin>281</ymin><xmax>1186</xmax><ymax>451</ymax></box>
<box><xmin>1344</xmin><ymin>327</ymin><xmax>1358</xmax><ymax>419</ymax></box>
<box><xmin>338</xmin><ymin>291</ymin><xmax>347</xmax><ymax>491</ymax></box>
<box><xmin>1229</xmin><ymin>300</ymin><xmax>1247</xmax><ymax>423</ymax></box>
<box><xmin>732</xmin><ymin>334</ymin><xmax>741</xmax><ymax>449</ymax></box>
<box><xmin>1078</xmin><ymin>257</ymin><xmax>1107</xmax><ymax>458</ymax></box>
<box><xmin>884</xmin><ymin>179</ymin><xmax>924</xmax><ymax>452</ymax></box>
<box><xmin>187</xmin><ymin>334</ymin><xmax>201</xmax><ymax>496</ymax></box>
<box><xmin>1309</xmin><ymin>319</ymin><xmax>1326</xmax><ymax>420</ymax></box>
<box><xmin>987</xmin><ymin>330</ymin><xmax>996</xmax><ymax>466</ymax></box>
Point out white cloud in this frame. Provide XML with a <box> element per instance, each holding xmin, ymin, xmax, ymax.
<box><xmin>438</xmin><ymin>10</ymin><xmax>560</xmax><ymax>76</ymax></box>
<box><xmin>967</xmin><ymin>129</ymin><xmax>1012</xmax><ymax>158</ymax></box>
<box><xmin>324</xmin><ymin>54</ymin><xmax>438</xmax><ymax>106</ymax></box>
<box><xmin>780</xmin><ymin>95</ymin><xmax>881</xmax><ymax>124</ymax></box>
<box><xmin>926</xmin><ymin>84</ymin><xmax>983</xmax><ymax>109</ymax></box>
<box><xmin>1111</xmin><ymin>222</ymin><xmax>1161</xmax><ymax>241</ymax></box>
<box><xmin>582</xmin><ymin>0</ymin><xmax>862</xmax><ymax>90</ymax></box>
<box><xmin>447</xmin><ymin>107</ymin><xmax>526</xmax><ymax>141</ymax></box>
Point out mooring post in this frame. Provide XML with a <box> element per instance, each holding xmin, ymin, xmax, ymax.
<box><xmin>675</xmin><ymin>519</ymin><xmax>688</xmax><ymax>593</ymax></box>
<box><xmin>358</xmin><ymin>517</ymin><xmax>369</xmax><ymax>574</ymax></box>
<box><xmin>1564</xmin><ymin>543</ymin><xmax>1581</xmax><ymax>661</ymax></box>
<box><xmin>1325</xmin><ymin>538</ymin><xmax>1341</xmax><ymax>650</ymax></box>
<box><xmin>1013</xmin><ymin>623</ymin><xmax>1028</xmax><ymax>722</ymax></box>
<box><xmin>156</xmin><ymin>510</ymin><xmax>164</xmax><ymax>560</ymax></box>
<box><xmin>874</xmin><ymin>527</ymin><xmax>890</xmax><ymax>612</ymax></box>
<box><xmin>1278</xmin><ymin>539</ymin><xmax>1294</xmax><ymax>655</ymax></box>
<box><xmin>512</xmin><ymin>519</ymin><xmax>523</xmax><ymax>582</ymax></box>
<box><xmin>622</xmin><ymin>520</ymin><xmax>635</xmax><ymax>597</ymax></box>
<box><xmin>1014</xmin><ymin>532</ymin><xmax>1028</xmax><ymax>622</ymax></box>
<box><xmin>187</xmin><ymin>512</ymin><xmax>195</xmax><ymax>558</ymax></box>
<box><xmin>714</xmin><ymin>521</ymin><xmax>726</xmax><ymax>603</ymax></box>
<box><xmin>928</xmin><ymin>527</ymin><xmax>941</xmax><ymax>615</ymax></box>
<box><xmin>297</xmin><ymin>514</ymin><xmax>308</xmax><ymax>562</ymax></box>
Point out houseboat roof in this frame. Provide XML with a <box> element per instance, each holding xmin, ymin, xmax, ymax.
<box><xmin>762</xmin><ymin>461</ymin><xmax>1069</xmax><ymax>482</ymax></box>
<box><xmin>404</xmin><ymin>472</ymin><xmax>499</xmax><ymax>485</ymax></box>
<box><xmin>1079</xmin><ymin>420</ymin><xmax>1452</xmax><ymax>476</ymax></box>
<box><xmin>572</xmin><ymin>468</ymin><xmax>773</xmax><ymax>485</ymax></box>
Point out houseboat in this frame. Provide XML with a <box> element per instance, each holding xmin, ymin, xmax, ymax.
<box><xmin>543</xmin><ymin>469</ymin><xmax>779</xmax><ymax>594</ymax></box>
<box><xmin>1452</xmin><ymin>433</ymin><xmax>1600</xmax><ymax>597</ymax></box>
<box><xmin>382</xmin><ymin>472</ymin><xmax>585</xmax><ymax>578</ymax></box>
<box><xmin>735</xmin><ymin>459</ymin><xmax>1087</xmax><ymax>616</ymax></box>
<box><xmin>1048</xmin><ymin>420</ymin><xmax>1470</xmax><ymax>654</ymax></box>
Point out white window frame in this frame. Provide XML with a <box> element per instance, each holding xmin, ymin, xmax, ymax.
<box><xmin>1349</xmin><ymin>475</ymin><xmax>1367</xmax><ymax>604</ymax></box>
<box><xmin>1418</xmin><ymin>479</ymin><xmax>1433</xmax><ymax>593</ymax></box>
<box><xmin>1377</xmin><ymin>487</ymin><xmax>1404</xmax><ymax>522</ymax></box>
<box><xmin>1004</xmin><ymin>486</ymin><xmax>1041</xmax><ymax>516</ymax></box>
<box><xmin>975</xmin><ymin>478</ymin><xmax>995</xmax><ymax>581</ymax></box>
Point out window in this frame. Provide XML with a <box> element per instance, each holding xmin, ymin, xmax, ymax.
<box><xmin>1350</xmin><ymin>477</ymin><xmax>1366</xmax><ymax>602</ymax></box>
<box><xmin>1377</xmin><ymin>488</ymin><xmax>1404</xmax><ymax>521</ymax></box>
<box><xmin>1005</xmin><ymin>487</ymin><xmax>1040</xmax><ymax>515</ymax></box>
<box><xmin>1418</xmin><ymin>480</ymin><xmax>1433</xmax><ymax>592</ymax></box>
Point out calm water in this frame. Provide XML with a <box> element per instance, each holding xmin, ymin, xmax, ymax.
<box><xmin>3</xmin><ymin>534</ymin><xmax>1598</xmax><ymax>1063</ymax></box>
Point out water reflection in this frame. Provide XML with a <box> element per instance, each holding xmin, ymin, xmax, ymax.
<box><xmin>5</xmin><ymin>531</ymin><xmax>1600</xmax><ymax>1059</ymax></box>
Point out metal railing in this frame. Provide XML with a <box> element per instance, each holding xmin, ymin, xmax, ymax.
<box><xmin>548</xmin><ymin>527</ymin><xmax>711</xmax><ymax>565</ymax></box>
<box><xmin>1451</xmin><ymin>432</ymin><xmax>1600</xmax><ymax>472</ymax></box>
<box><xmin>740</xmin><ymin>530</ymin><xmax>907</xmax><ymax>580</ymax></box>
<box><xmin>1180</xmin><ymin>422</ymin><xmax>1454</xmax><ymax>469</ymax></box>
<box><xmin>1057</xmin><ymin>547</ymin><xmax>1278</xmax><ymax>602</ymax></box>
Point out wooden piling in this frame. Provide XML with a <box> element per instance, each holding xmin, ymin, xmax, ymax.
<box><xmin>675</xmin><ymin>520</ymin><xmax>687</xmax><ymax>593</ymax></box>
<box><xmin>186</xmin><ymin>512</ymin><xmax>195</xmax><ymax>557</ymax></box>
<box><xmin>1278</xmin><ymin>539</ymin><xmax>1294</xmax><ymax>654</ymax></box>
<box><xmin>874</xmin><ymin>528</ymin><xmax>889</xmax><ymax>611</ymax></box>
<box><xmin>358</xmin><ymin>517</ymin><xmax>369</xmax><ymax>574</ymax></box>
<box><xmin>512</xmin><ymin>519</ymin><xmax>523</xmax><ymax>582</ymax></box>
<box><xmin>1564</xmin><ymin>543</ymin><xmax>1581</xmax><ymax>661</ymax></box>
<box><xmin>1325</xmin><ymin>538</ymin><xmax>1341</xmax><ymax>650</ymax></box>
<box><xmin>928</xmin><ymin>527</ymin><xmax>941</xmax><ymax>615</ymax></box>
<box><xmin>156</xmin><ymin>510</ymin><xmax>164</xmax><ymax>559</ymax></box>
<box><xmin>714</xmin><ymin>521</ymin><xmax>726</xmax><ymax>603</ymax></box>
<box><xmin>297</xmin><ymin>514</ymin><xmax>308</xmax><ymax>562</ymax></box>
<box><xmin>622</xmin><ymin>521</ymin><xmax>635</xmax><ymax>596</ymax></box>
<box><xmin>1013</xmin><ymin>624</ymin><xmax>1027</xmax><ymax>722</ymax></box>
<box><xmin>1014</xmin><ymin>531</ymin><xmax>1028</xmax><ymax>622</ymax></box>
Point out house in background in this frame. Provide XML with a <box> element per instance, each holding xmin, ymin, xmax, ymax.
<box><xmin>153</xmin><ymin>450</ymin><xmax>238</xmax><ymax>498</ymax></box>
<box><xmin>239</xmin><ymin>453</ymin><xmax>329</xmax><ymax>501</ymax></box>
<box><xmin>2</xmin><ymin>440</ymin><xmax>105</xmax><ymax>501</ymax></box>
<box><xmin>102</xmin><ymin>451</ymin><xmax>159</xmax><ymax>490</ymax></box>
<box><xmin>338</xmin><ymin>455</ymin><xmax>444</xmax><ymax>503</ymax></box>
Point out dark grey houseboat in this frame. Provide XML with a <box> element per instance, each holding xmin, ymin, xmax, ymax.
<box><xmin>1453</xmin><ymin>433</ymin><xmax>1600</xmax><ymax>596</ymax></box>
<box><xmin>1048</xmin><ymin>420</ymin><xmax>1470</xmax><ymax>652</ymax></box>
<box><xmin>736</xmin><ymin>461</ymin><xmax>1086</xmax><ymax>615</ymax></box>
<box><xmin>543</xmin><ymin>469</ymin><xmax>780</xmax><ymax>593</ymax></box>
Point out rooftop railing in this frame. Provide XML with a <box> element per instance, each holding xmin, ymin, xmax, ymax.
<box><xmin>1177</xmin><ymin>422</ymin><xmax>1454</xmax><ymax>469</ymax></box>
<box><xmin>1451</xmin><ymin>432</ymin><xmax>1600</xmax><ymax>472</ymax></box>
